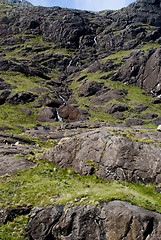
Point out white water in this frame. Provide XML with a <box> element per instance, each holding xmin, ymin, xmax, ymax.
<box><xmin>94</xmin><ymin>36</ymin><xmax>98</xmax><ymax>45</ymax></box>
<box><xmin>56</xmin><ymin>110</ymin><xmax>63</xmax><ymax>122</ymax></box>
<box><xmin>59</xmin><ymin>95</ymin><xmax>66</xmax><ymax>105</ymax></box>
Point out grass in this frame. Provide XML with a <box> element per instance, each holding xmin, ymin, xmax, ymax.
<box><xmin>0</xmin><ymin>103</ymin><xmax>38</xmax><ymax>130</ymax></box>
<box><xmin>0</xmin><ymin>215</ymin><xmax>28</xmax><ymax>240</ymax></box>
<box><xmin>0</xmin><ymin>159</ymin><xmax>160</xmax><ymax>238</ymax></box>
<box><xmin>0</xmin><ymin>71</ymin><xmax>48</xmax><ymax>93</ymax></box>
<box><xmin>70</xmin><ymin>67</ymin><xmax>161</xmax><ymax>125</ymax></box>
<box><xmin>101</xmin><ymin>49</ymin><xmax>132</xmax><ymax>63</ymax></box>
<box><xmin>112</xmin><ymin>130</ymin><xmax>156</xmax><ymax>144</ymax></box>
<box><xmin>0</xmin><ymin>161</ymin><xmax>160</xmax><ymax>211</ymax></box>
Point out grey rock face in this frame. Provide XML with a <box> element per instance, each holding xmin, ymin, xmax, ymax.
<box><xmin>113</xmin><ymin>48</ymin><xmax>161</xmax><ymax>94</ymax></box>
<box><xmin>36</xmin><ymin>107</ymin><xmax>57</xmax><ymax>122</ymax></box>
<box><xmin>79</xmin><ymin>81</ymin><xmax>104</xmax><ymax>97</ymax></box>
<box><xmin>6</xmin><ymin>91</ymin><xmax>37</xmax><ymax>105</ymax></box>
<box><xmin>42</xmin><ymin>127</ymin><xmax>161</xmax><ymax>184</ymax></box>
<box><xmin>28</xmin><ymin>201</ymin><xmax>161</xmax><ymax>240</ymax></box>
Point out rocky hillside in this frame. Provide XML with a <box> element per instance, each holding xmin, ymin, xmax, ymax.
<box><xmin>0</xmin><ymin>0</ymin><xmax>32</xmax><ymax>7</ymax></box>
<box><xmin>0</xmin><ymin>0</ymin><xmax>161</xmax><ymax>239</ymax></box>
<box><xmin>1</xmin><ymin>0</ymin><xmax>161</xmax><ymax>128</ymax></box>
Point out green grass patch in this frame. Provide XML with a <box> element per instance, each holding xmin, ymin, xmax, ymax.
<box><xmin>140</xmin><ymin>43</ymin><xmax>160</xmax><ymax>51</ymax></box>
<box><xmin>0</xmin><ymin>71</ymin><xmax>48</xmax><ymax>93</ymax></box>
<box><xmin>0</xmin><ymin>161</ymin><xmax>160</xmax><ymax>238</ymax></box>
<box><xmin>112</xmin><ymin>130</ymin><xmax>156</xmax><ymax>144</ymax></box>
<box><xmin>101</xmin><ymin>49</ymin><xmax>132</xmax><ymax>63</ymax></box>
<box><xmin>0</xmin><ymin>103</ymin><xmax>38</xmax><ymax>129</ymax></box>
<box><xmin>0</xmin><ymin>162</ymin><xmax>160</xmax><ymax>212</ymax></box>
<box><xmin>0</xmin><ymin>215</ymin><xmax>28</xmax><ymax>240</ymax></box>
<box><xmin>70</xmin><ymin>68</ymin><xmax>161</xmax><ymax>124</ymax></box>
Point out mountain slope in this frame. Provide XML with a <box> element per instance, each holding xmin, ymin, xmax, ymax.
<box><xmin>0</xmin><ymin>0</ymin><xmax>32</xmax><ymax>7</ymax></box>
<box><xmin>0</xmin><ymin>1</ymin><xmax>161</xmax><ymax>239</ymax></box>
<box><xmin>1</xmin><ymin>0</ymin><xmax>161</xmax><ymax>130</ymax></box>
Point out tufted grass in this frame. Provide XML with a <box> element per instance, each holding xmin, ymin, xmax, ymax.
<box><xmin>0</xmin><ymin>161</ymin><xmax>160</xmax><ymax>212</ymax></box>
<box><xmin>0</xmin><ymin>215</ymin><xmax>28</xmax><ymax>240</ymax></box>
<box><xmin>0</xmin><ymin>103</ymin><xmax>38</xmax><ymax>130</ymax></box>
<box><xmin>0</xmin><ymin>160</ymin><xmax>160</xmax><ymax>238</ymax></box>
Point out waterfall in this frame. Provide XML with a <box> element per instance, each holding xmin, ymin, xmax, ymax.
<box><xmin>59</xmin><ymin>95</ymin><xmax>66</xmax><ymax>105</ymax></box>
<box><xmin>56</xmin><ymin>110</ymin><xmax>63</xmax><ymax>122</ymax></box>
<box><xmin>94</xmin><ymin>36</ymin><xmax>98</xmax><ymax>46</ymax></box>
<box><xmin>67</xmin><ymin>60</ymin><xmax>73</xmax><ymax>67</ymax></box>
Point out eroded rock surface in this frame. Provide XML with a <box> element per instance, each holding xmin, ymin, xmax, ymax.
<box><xmin>28</xmin><ymin>201</ymin><xmax>161</xmax><ymax>240</ymax></box>
<box><xmin>42</xmin><ymin>126</ymin><xmax>161</xmax><ymax>184</ymax></box>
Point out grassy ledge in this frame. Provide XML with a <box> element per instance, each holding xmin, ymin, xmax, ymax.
<box><xmin>0</xmin><ymin>162</ymin><xmax>160</xmax><ymax>212</ymax></box>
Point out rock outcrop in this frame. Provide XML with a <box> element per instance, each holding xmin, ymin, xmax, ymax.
<box><xmin>42</xmin><ymin>126</ymin><xmax>161</xmax><ymax>184</ymax></box>
<box><xmin>28</xmin><ymin>201</ymin><xmax>161</xmax><ymax>240</ymax></box>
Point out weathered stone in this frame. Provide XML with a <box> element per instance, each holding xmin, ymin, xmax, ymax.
<box><xmin>91</xmin><ymin>89</ymin><xmax>127</xmax><ymax>105</ymax></box>
<box><xmin>129</xmin><ymin>104</ymin><xmax>149</xmax><ymax>114</ymax></box>
<box><xmin>20</xmin><ymin>108</ymin><xmax>32</xmax><ymax>115</ymax></box>
<box><xmin>126</xmin><ymin>117</ymin><xmax>145</xmax><ymax>126</ymax></box>
<box><xmin>0</xmin><ymin>78</ymin><xmax>12</xmax><ymax>90</ymax></box>
<box><xmin>42</xmin><ymin>127</ymin><xmax>161</xmax><ymax>184</ymax></box>
<box><xmin>151</xmin><ymin>116</ymin><xmax>161</xmax><ymax>125</ymax></box>
<box><xmin>0</xmin><ymin>207</ymin><xmax>31</xmax><ymax>224</ymax></box>
<box><xmin>6</xmin><ymin>91</ymin><xmax>37</xmax><ymax>105</ymax></box>
<box><xmin>0</xmin><ymin>156</ymin><xmax>35</xmax><ymax>176</ymax></box>
<box><xmin>79</xmin><ymin>81</ymin><xmax>104</xmax><ymax>97</ymax></box>
<box><xmin>28</xmin><ymin>201</ymin><xmax>161</xmax><ymax>240</ymax></box>
<box><xmin>140</xmin><ymin>112</ymin><xmax>158</xmax><ymax>119</ymax></box>
<box><xmin>58</xmin><ymin>105</ymin><xmax>89</xmax><ymax>122</ymax></box>
<box><xmin>36</xmin><ymin>107</ymin><xmax>57</xmax><ymax>122</ymax></box>
<box><xmin>112</xmin><ymin>111</ymin><xmax>125</xmax><ymax>120</ymax></box>
<box><xmin>103</xmin><ymin>103</ymin><xmax>128</xmax><ymax>114</ymax></box>
<box><xmin>0</xmin><ymin>90</ymin><xmax>11</xmax><ymax>104</ymax></box>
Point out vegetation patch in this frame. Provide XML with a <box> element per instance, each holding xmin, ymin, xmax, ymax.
<box><xmin>0</xmin><ymin>161</ymin><xmax>160</xmax><ymax>212</ymax></box>
<box><xmin>0</xmin><ymin>215</ymin><xmax>28</xmax><ymax>240</ymax></box>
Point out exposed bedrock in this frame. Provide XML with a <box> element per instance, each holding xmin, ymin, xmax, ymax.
<box><xmin>28</xmin><ymin>201</ymin><xmax>161</xmax><ymax>240</ymax></box>
<box><xmin>42</xmin><ymin>127</ymin><xmax>161</xmax><ymax>184</ymax></box>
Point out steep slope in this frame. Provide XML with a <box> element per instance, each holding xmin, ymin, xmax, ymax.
<box><xmin>0</xmin><ymin>1</ymin><xmax>161</xmax><ymax>239</ymax></box>
<box><xmin>1</xmin><ymin>0</ymin><xmax>161</xmax><ymax>130</ymax></box>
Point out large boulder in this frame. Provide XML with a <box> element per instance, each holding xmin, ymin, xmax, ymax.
<box><xmin>103</xmin><ymin>103</ymin><xmax>128</xmax><ymax>114</ymax></box>
<box><xmin>36</xmin><ymin>107</ymin><xmax>57</xmax><ymax>122</ymax></box>
<box><xmin>79</xmin><ymin>81</ymin><xmax>104</xmax><ymax>97</ymax></box>
<box><xmin>28</xmin><ymin>201</ymin><xmax>161</xmax><ymax>240</ymax></box>
<box><xmin>6</xmin><ymin>91</ymin><xmax>37</xmax><ymax>105</ymax></box>
<box><xmin>91</xmin><ymin>89</ymin><xmax>128</xmax><ymax>105</ymax></box>
<box><xmin>42</xmin><ymin>127</ymin><xmax>161</xmax><ymax>184</ymax></box>
<box><xmin>58</xmin><ymin>105</ymin><xmax>89</xmax><ymax>122</ymax></box>
<box><xmin>0</xmin><ymin>78</ymin><xmax>12</xmax><ymax>90</ymax></box>
<box><xmin>113</xmin><ymin>48</ymin><xmax>161</xmax><ymax>94</ymax></box>
<box><xmin>0</xmin><ymin>90</ymin><xmax>11</xmax><ymax>105</ymax></box>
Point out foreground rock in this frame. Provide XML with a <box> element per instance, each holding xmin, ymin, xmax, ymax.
<box><xmin>0</xmin><ymin>132</ymin><xmax>38</xmax><ymax>176</ymax></box>
<box><xmin>42</xmin><ymin>127</ymin><xmax>161</xmax><ymax>184</ymax></box>
<box><xmin>28</xmin><ymin>200</ymin><xmax>161</xmax><ymax>240</ymax></box>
